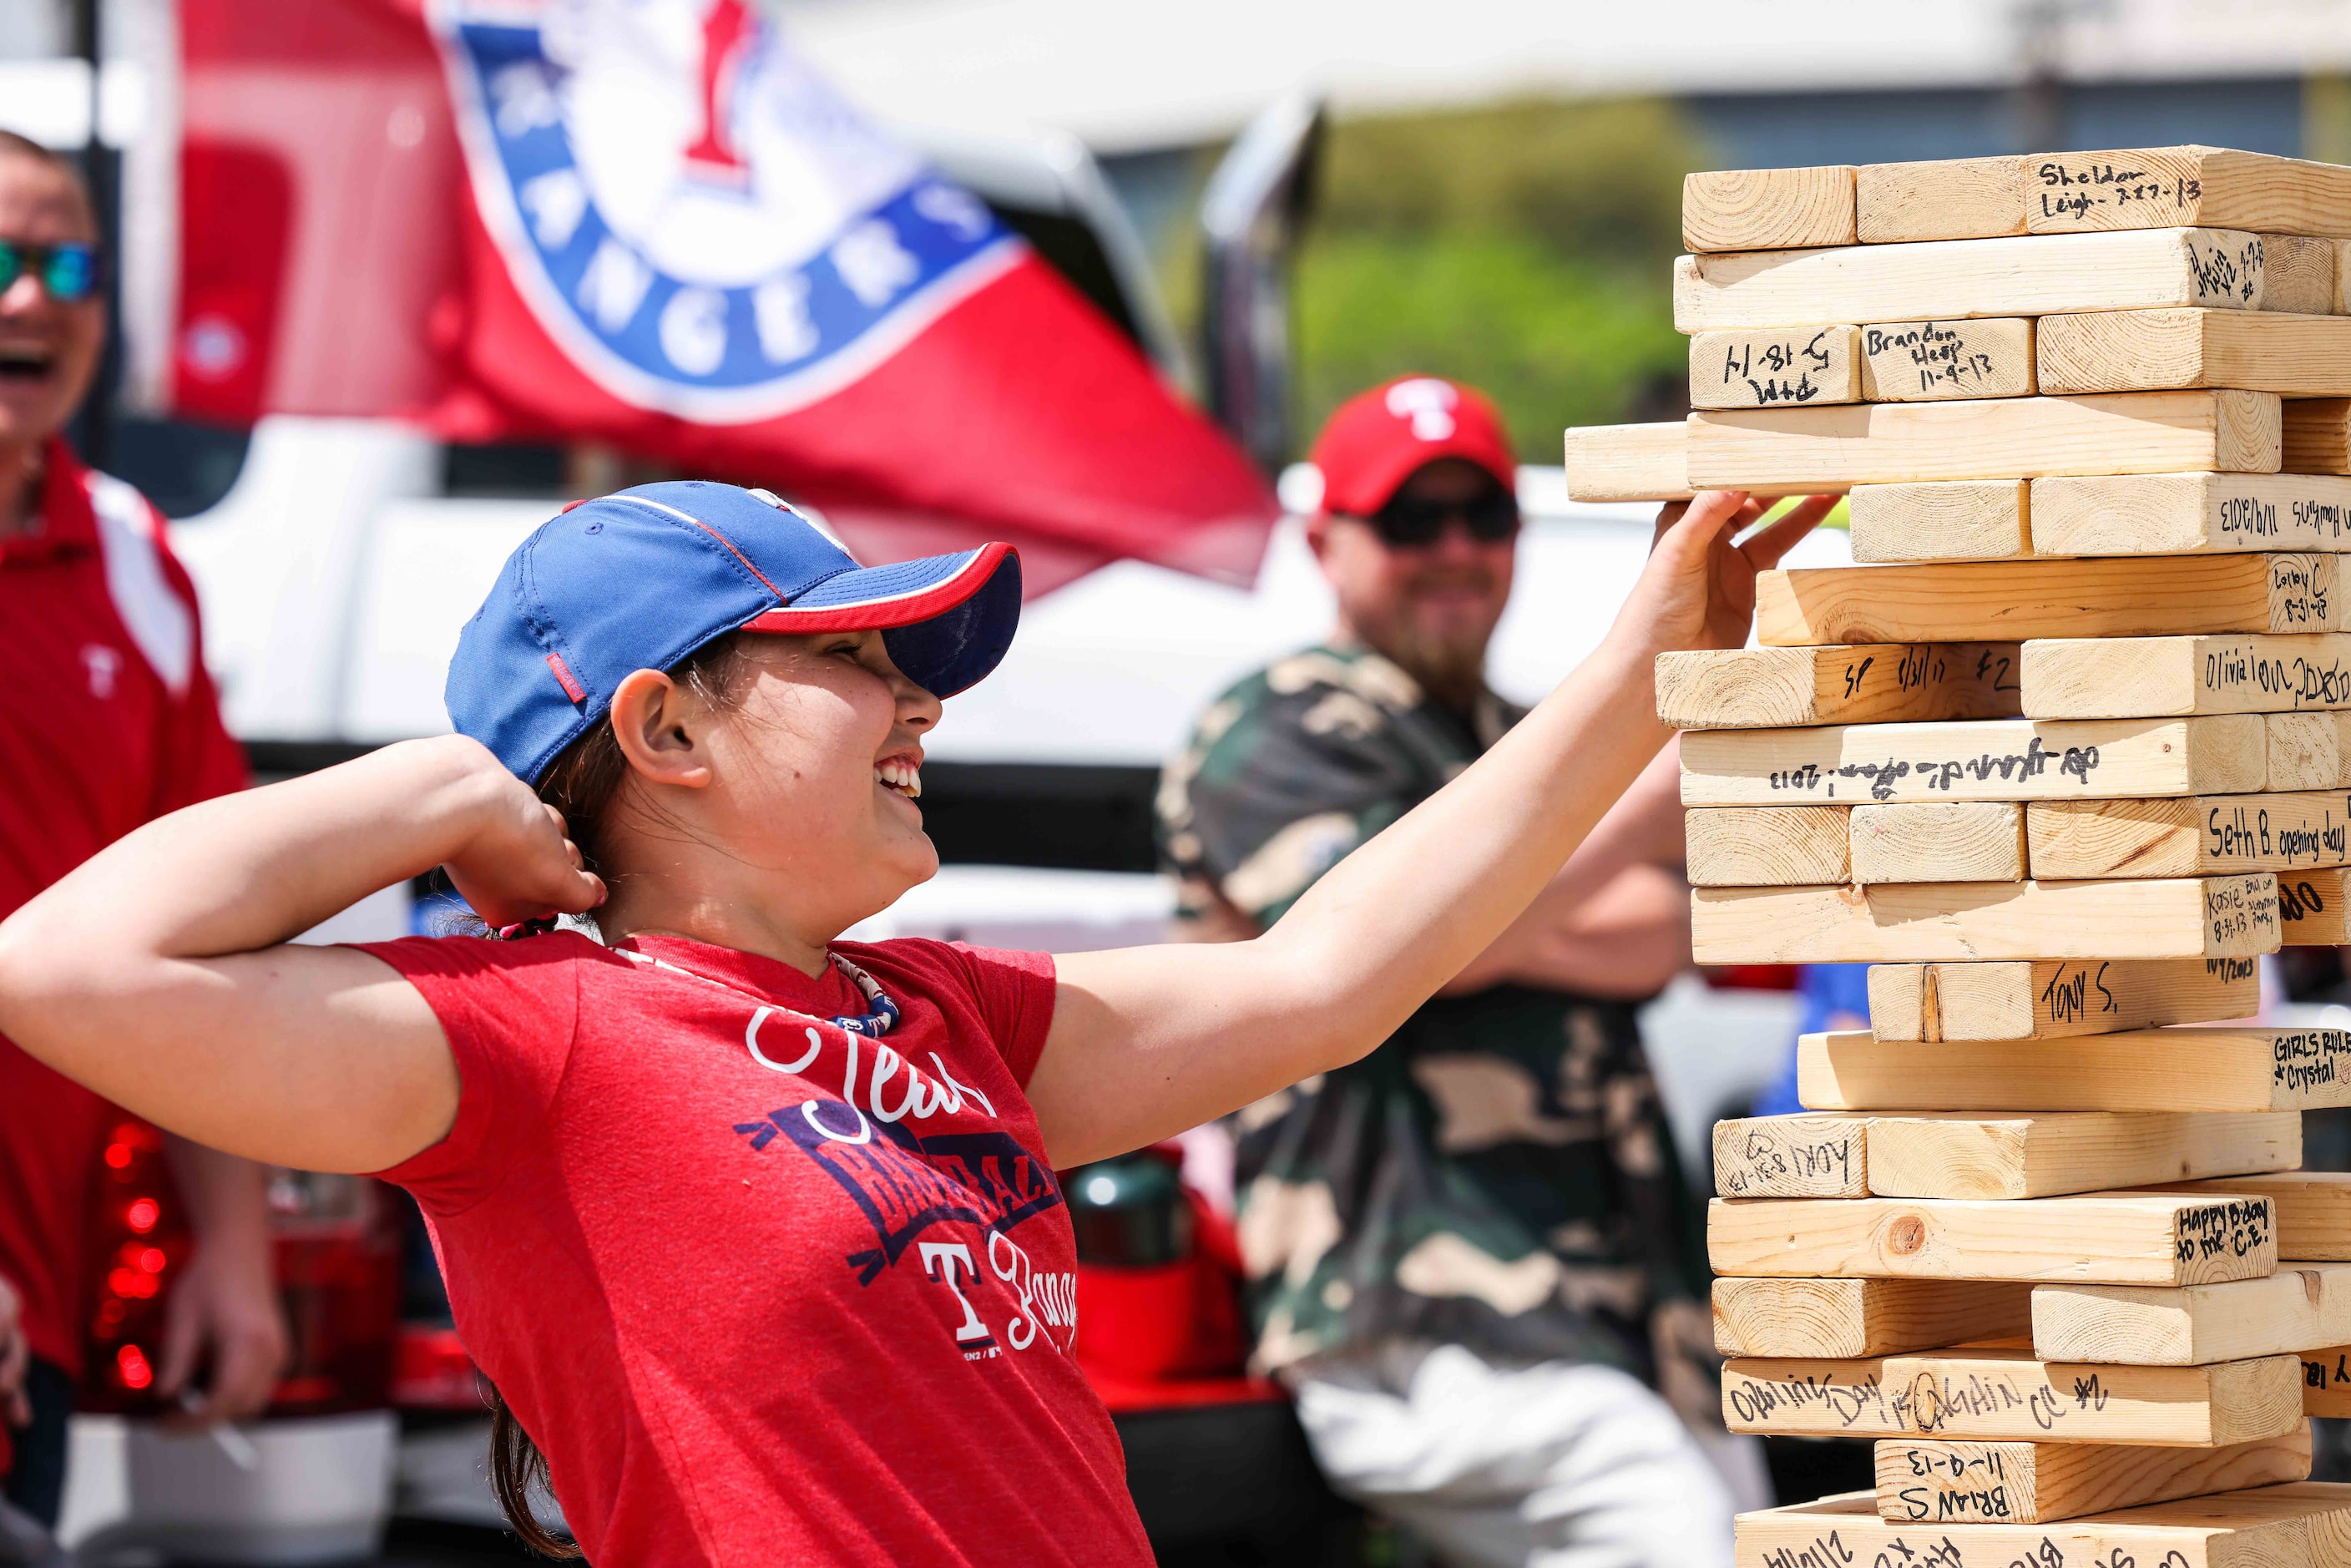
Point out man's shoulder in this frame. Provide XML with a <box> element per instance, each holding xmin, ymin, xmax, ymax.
<box><xmin>1187</xmin><ymin>644</ymin><xmax>1429</xmax><ymax>756</ymax></box>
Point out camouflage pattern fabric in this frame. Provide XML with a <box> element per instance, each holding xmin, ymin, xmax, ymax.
<box><xmin>1159</xmin><ymin>643</ymin><xmax>1711</xmax><ymax>1390</ymax></box>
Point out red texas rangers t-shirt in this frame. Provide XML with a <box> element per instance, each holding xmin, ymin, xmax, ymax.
<box><xmin>362</xmin><ymin>929</ymin><xmax>1151</xmax><ymax>1567</ymax></box>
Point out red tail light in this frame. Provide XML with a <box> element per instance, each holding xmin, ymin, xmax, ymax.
<box><xmin>80</xmin><ymin>1120</ymin><xmax>402</xmax><ymax>1416</ymax></box>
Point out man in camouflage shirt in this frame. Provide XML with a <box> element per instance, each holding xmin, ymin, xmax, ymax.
<box><xmin>1160</xmin><ymin>378</ymin><xmax>1733</xmax><ymax>1568</ymax></box>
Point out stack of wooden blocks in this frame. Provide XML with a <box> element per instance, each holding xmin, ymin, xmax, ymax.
<box><xmin>1568</xmin><ymin>147</ymin><xmax>2351</xmax><ymax>1565</ymax></box>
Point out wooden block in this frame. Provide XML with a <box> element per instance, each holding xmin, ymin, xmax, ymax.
<box><xmin>1713</xmin><ymin>1276</ymin><xmax>2033</xmax><ymax>1358</ymax></box>
<box><xmin>2338</xmin><ymin>237</ymin><xmax>2351</xmax><ymax>314</ymax></box>
<box><xmin>1693</xmin><ymin>875</ymin><xmax>2280</xmax><ymax>964</ymax></box>
<box><xmin>1674</xmin><ymin>228</ymin><xmax>2267</xmax><ymax>333</ymax></box>
<box><xmin>2028</xmin><ymin>147</ymin><xmax>2351</xmax><ymax>236</ymax></box>
<box><xmin>2268</xmin><ymin>710</ymin><xmax>2351</xmax><ymax>788</ymax></box>
<box><xmin>1690</xmin><ymin>326</ymin><xmax>1860</xmax><ymax>409</ymax></box>
<box><xmin>1867</xmin><ymin>1114</ymin><xmax>2299</xmax><ymax>1202</ymax></box>
<box><xmin>2266</xmin><ymin>234</ymin><xmax>2340</xmax><ymax>314</ymax></box>
<box><xmin>1656</xmin><ymin>643</ymin><xmax>2024</xmax><ymax>731</ymax></box>
<box><xmin>1681</xmin><ymin>716</ymin><xmax>2268</xmax><ymax>808</ymax></box>
<box><xmin>1858</xmin><ymin>156</ymin><xmax>2030</xmax><ymax>244</ymax></box>
<box><xmin>1714</xmin><ymin>1115</ymin><xmax>1869</xmax><ymax>1198</ymax></box>
<box><xmin>1561</xmin><ymin>421</ymin><xmax>1689</xmax><ymax>503</ymax></box>
<box><xmin>2279</xmin><ymin>867</ymin><xmax>2351</xmax><ymax>943</ymax></box>
<box><xmin>1850</xmin><ymin>802</ymin><xmax>2026</xmax><ymax>883</ymax></box>
<box><xmin>2158</xmin><ymin>1176</ymin><xmax>2351</xmax><ymax>1261</ymax></box>
<box><xmin>1684</xmin><ymin>166</ymin><xmax>1858</xmax><ymax>253</ymax></box>
<box><xmin>1708</xmin><ymin>1191</ymin><xmax>2275</xmax><ymax>1285</ymax></box>
<box><xmin>1858</xmin><ymin>319</ymin><xmax>2035</xmax><ymax>402</ymax></box>
<box><xmin>1736</xmin><ymin>1484</ymin><xmax>2351</xmax><ymax>1568</ymax></box>
<box><xmin>1887</xmin><ymin>1348</ymin><xmax>2304</xmax><ymax>1447</ymax></box>
<box><xmin>1874</xmin><ymin>1428</ymin><xmax>2310</xmax><ymax>1524</ymax></box>
<box><xmin>2284</xmin><ymin>398</ymin><xmax>2351</xmax><ymax>474</ymax></box>
<box><xmin>1757</xmin><ymin>554</ymin><xmax>2338</xmax><ymax>649</ymax></box>
<box><xmin>2037</xmin><ymin>1266</ymin><xmax>2351</xmax><ymax>1364</ymax></box>
<box><xmin>1731</xmin><ymin>1350</ymin><xmax>2301</xmax><ymax>1449</ymax></box>
<box><xmin>2023</xmin><ymin>636</ymin><xmax>2351</xmax><ymax>719</ymax></box>
<box><xmin>1691</xmin><ymin>392</ymin><xmax>2281</xmax><ymax>491</ymax></box>
<box><xmin>1686</xmin><ymin>807</ymin><xmax>1851</xmax><ymax>888</ymax></box>
<box><xmin>2299</xmin><ymin>1347</ymin><xmax>2351</xmax><ymax>1416</ymax></box>
<box><xmin>1868</xmin><ymin>958</ymin><xmax>2262</xmax><ymax>1043</ymax></box>
<box><xmin>2030</xmin><ymin>473</ymin><xmax>2351</xmax><ymax>558</ymax></box>
<box><xmin>1848</xmin><ymin>480</ymin><xmax>2030</xmax><ymax>563</ymax></box>
<box><xmin>2027</xmin><ymin>792</ymin><xmax>2351</xmax><ymax>878</ymax></box>
<box><xmin>2039</xmin><ymin>310</ymin><xmax>2351</xmax><ymax>396</ymax></box>
<box><xmin>1722</xmin><ymin>1353</ymin><xmax>1909</xmax><ymax>1436</ymax></box>
<box><xmin>1799</xmin><ymin>1025</ymin><xmax>2351</xmax><ymax>1115</ymax></box>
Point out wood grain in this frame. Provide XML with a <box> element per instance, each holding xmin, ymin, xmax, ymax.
<box><xmin>2268</xmin><ymin>710</ymin><xmax>2351</xmax><ymax>789</ymax></box>
<box><xmin>2301</xmin><ymin>1346</ymin><xmax>2351</xmax><ymax>1416</ymax></box>
<box><xmin>2156</xmin><ymin>1175</ymin><xmax>2351</xmax><ymax>1261</ymax></box>
<box><xmin>1680</xmin><ymin>715</ymin><xmax>2268</xmax><ymax>807</ymax></box>
<box><xmin>1864</xmin><ymin>1113</ymin><xmax>2300</xmax><ymax>1201</ymax></box>
<box><xmin>1561</xmin><ymin>421</ymin><xmax>1690</xmax><ymax>503</ymax></box>
<box><xmin>1656</xmin><ymin>643</ymin><xmax>2024</xmax><ymax>730</ymax></box>
<box><xmin>2026</xmin><ymin>147</ymin><xmax>2351</xmax><ymax>235</ymax></box>
<box><xmin>1706</xmin><ymin>1191</ymin><xmax>2275</xmax><ymax>1284</ymax></box>
<box><xmin>2029</xmin><ymin>473</ymin><xmax>2351</xmax><ymax>559</ymax></box>
<box><xmin>1858</xmin><ymin>318</ymin><xmax>2035</xmax><ymax>402</ymax></box>
<box><xmin>1857</xmin><ymin>155</ymin><xmax>2030</xmax><ymax>243</ymax></box>
<box><xmin>2021</xmin><ymin>635</ymin><xmax>2351</xmax><ymax>719</ymax></box>
<box><xmin>1683</xmin><ymin>166</ymin><xmax>1858</xmax><ymax>252</ymax></box>
<box><xmin>2024</xmin><ymin>792</ymin><xmax>2351</xmax><ymax>878</ymax></box>
<box><xmin>2036</xmin><ymin>1266</ymin><xmax>2351</xmax><ymax>1364</ymax></box>
<box><xmin>1690</xmin><ymin>326</ymin><xmax>1860</xmax><ymax>409</ymax></box>
<box><xmin>2263</xmin><ymin>233</ymin><xmax>2339</xmax><ymax>313</ymax></box>
<box><xmin>1797</xmin><ymin>1024</ymin><xmax>2349</xmax><ymax>1114</ymax></box>
<box><xmin>1848</xmin><ymin>480</ymin><xmax>2030</xmax><ymax>562</ymax></box>
<box><xmin>1873</xmin><ymin>1428</ymin><xmax>2309</xmax><ymax>1524</ymax></box>
<box><xmin>1736</xmin><ymin>1484</ymin><xmax>2351</xmax><ymax>1568</ymax></box>
<box><xmin>2037</xmin><ymin>309</ymin><xmax>2351</xmax><ymax>396</ymax></box>
<box><xmin>2279</xmin><ymin>867</ymin><xmax>2351</xmax><ymax>943</ymax></box>
<box><xmin>1883</xmin><ymin>1347</ymin><xmax>2304</xmax><ymax>1445</ymax></box>
<box><xmin>1693</xmin><ymin>875</ymin><xmax>2280</xmax><ymax>964</ymax></box>
<box><xmin>1675</xmin><ymin>228</ymin><xmax>2267</xmax><ymax>332</ymax></box>
<box><xmin>1866</xmin><ymin>958</ymin><xmax>2263</xmax><ymax>1042</ymax></box>
<box><xmin>1850</xmin><ymin>802</ymin><xmax>2026</xmax><ymax>883</ymax></box>
<box><xmin>1686</xmin><ymin>807</ymin><xmax>1851</xmax><ymax>887</ymax></box>
<box><xmin>1726</xmin><ymin>1348</ymin><xmax>2305</xmax><ymax>1444</ymax></box>
<box><xmin>1690</xmin><ymin>392</ymin><xmax>2281</xmax><ymax>489</ymax></box>
<box><xmin>1712</xmin><ymin>1276</ymin><xmax>2032</xmax><ymax>1358</ymax></box>
<box><xmin>2284</xmin><ymin>398</ymin><xmax>2351</xmax><ymax>474</ymax></box>
<box><xmin>1714</xmin><ymin>1115</ymin><xmax>1869</xmax><ymax>1198</ymax></box>
<box><xmin>1757</xmin><ymin>553</ymin><xmax>2338</xmax><ymax>647</ymax></box>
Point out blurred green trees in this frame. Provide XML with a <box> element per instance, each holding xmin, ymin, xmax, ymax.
<box><xmin>1294</xmin><ymin>98</ymin><xmax>1706</xmax><ymax>460</ymax></box>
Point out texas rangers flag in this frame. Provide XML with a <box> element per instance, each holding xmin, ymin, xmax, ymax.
<box><xmin>134</xmin><ymin>0</ymin><xmax>1277</xmax><ymax>592</ymax></box>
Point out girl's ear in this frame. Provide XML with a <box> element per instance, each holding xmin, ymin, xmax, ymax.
<box><xmin>609</xmin><ymin>668</ymin><xmax>715</xmax><ymax>789</ymax></box>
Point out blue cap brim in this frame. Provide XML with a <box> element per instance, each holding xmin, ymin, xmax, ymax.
<box><xmin>739</xmin><ymin>540</ymin><xmax>1022</xmax><ymax>698</ymax></box>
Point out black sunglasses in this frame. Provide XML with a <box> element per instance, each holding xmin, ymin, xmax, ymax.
<box><xmin>0</xmin><ymin>240</ymin><xmax>100</xmax><ymax>302</ymax></box>
<box><xmin>1368</xmin><ymin>485</ymin><xmax>1520</xmax><ymax>548</ymax></box>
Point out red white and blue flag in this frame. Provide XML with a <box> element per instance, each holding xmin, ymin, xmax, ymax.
<box><xmin>136</xmin><ymin>0</ymin><xmax>1277</xmax><ymax>592</ymax></box>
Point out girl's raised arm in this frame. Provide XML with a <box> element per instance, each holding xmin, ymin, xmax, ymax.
<box><xmin>1031</xmin><ymin>490</ymin><xmax>1835</xmax><ymax>1168</ymax></box>
<box><xmin>0</xmin><ymin>736</ymin><xmax>603</xmax><ymax>1173</ymax></box>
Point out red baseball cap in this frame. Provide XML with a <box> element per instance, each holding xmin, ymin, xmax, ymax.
<box><xmin>1307</xmin><ymin>376</ymin><xmax>1517</xmax><ymax>517</ymax></box>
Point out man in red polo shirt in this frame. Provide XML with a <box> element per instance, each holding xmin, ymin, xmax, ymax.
<box><xmin>0</xmin><ymin>130</ymin><xmax>286</xmax><ymax>1527</ymax></box>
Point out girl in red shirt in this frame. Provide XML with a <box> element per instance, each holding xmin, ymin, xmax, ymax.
<box><xmin>0</xmin><ymin>481</ymin><xmax>1824</xmax><ymax>1565</ymax></box>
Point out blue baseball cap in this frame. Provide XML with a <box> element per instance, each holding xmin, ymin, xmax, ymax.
<box><xmin>447</xmin><ymin>481</ymin><xmax>1022</xmax><ymax>784</ymax></box>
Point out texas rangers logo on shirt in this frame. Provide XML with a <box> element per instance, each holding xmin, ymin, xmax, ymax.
<box><xmin>432</xmin><ymin>0</ymin><xmax>1019</xmax><ymax>421</ymax></box>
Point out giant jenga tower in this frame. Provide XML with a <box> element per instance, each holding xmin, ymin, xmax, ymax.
<box><xmin>1568</xmin><ymin>149</ymin><xmax>2351</xmax><ymax>1564</ymax></box>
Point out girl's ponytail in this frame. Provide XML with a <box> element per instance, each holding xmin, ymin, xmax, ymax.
<box><xmin>486</xmin><ymin>1381</ymin><xmax>580</xmax><ymax>1558</ymax></box>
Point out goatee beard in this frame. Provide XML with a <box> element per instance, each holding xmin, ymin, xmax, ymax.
<box><xmin>1378</xmin><ymin>624</ymin><xmax>1489</xmax><ymax>713</ymax></box>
